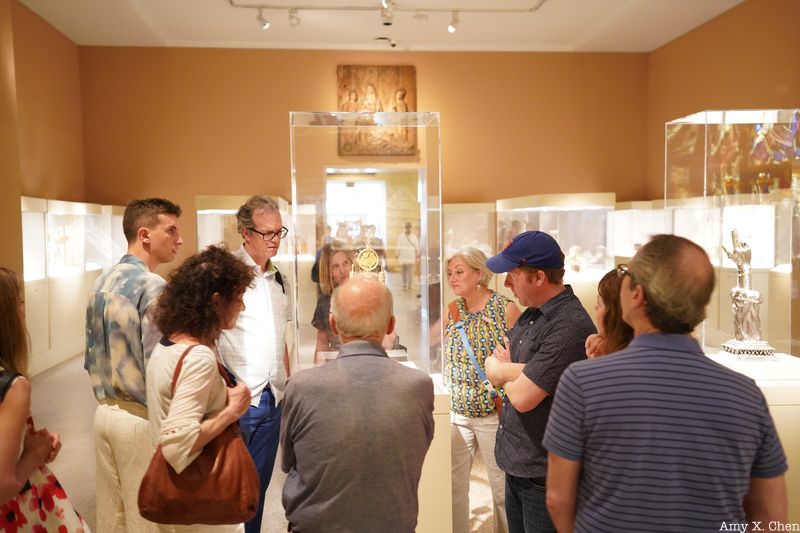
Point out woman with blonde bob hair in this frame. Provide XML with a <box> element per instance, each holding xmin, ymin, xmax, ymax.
<box><xmin>0</xmin><ymin>267</ymin><xmax>89</xmax><ymax>530</ymax></box>
<box><xmin>445</xmin><ymin>247</ymin><xmax>521</xmax><ymax>533</ymax></box>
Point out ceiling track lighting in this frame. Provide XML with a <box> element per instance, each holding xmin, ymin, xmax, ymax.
<box><xmin>227</xmin><ymin>0</ymin><xmax>547</xmax><ymax>33</ymax></box>
<box><xmin>447</xmin><ymin>11</ymin><xmax>458</xmax><ymax>33</ymax></box>
<box><xmin>256</xmin><ymin>7</ymin><xmax>271</xmax><ymax>29</ymax></box>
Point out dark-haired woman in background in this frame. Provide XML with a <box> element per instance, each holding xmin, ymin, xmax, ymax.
<box><xmin>585</xmin><ymin>269</ymin><xmax>634</xmax><ymax>358</ymax></box>
<box><xmin>145</xmin><ymin>246</ymin><xmax>254</xmax><ymax>532</ymax></box>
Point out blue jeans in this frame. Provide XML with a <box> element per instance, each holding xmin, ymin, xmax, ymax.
<box><xmin>505</xmin><ymin>474</ymin><xmax>556</xmax><ymax>533</ymax></box>
<box><xmin>240</xmin><ymin>387</ymin><xmax>282</xmax><ymax>533</ymax></box>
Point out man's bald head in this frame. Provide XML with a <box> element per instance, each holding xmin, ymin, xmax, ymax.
<box><xmin>331</xmin><ymin>274</ymin><xmax>394</xmax><ymax>341</ymax></box>
<box><xmin>629</xmin><ymin>234</ymin><xmax>715</xmax><ymax>333</ymax></box>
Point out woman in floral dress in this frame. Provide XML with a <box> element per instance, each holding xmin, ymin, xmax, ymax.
<box><xmin>0</xmin><ymin>267</ymin><xmax>89</xmax><ymax>532</ymax></box>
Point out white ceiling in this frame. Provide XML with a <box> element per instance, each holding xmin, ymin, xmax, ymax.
<box><xmin>18</xmin><ymin>0</ymin><xmax>745</xmax><ymax>52</ymax></box>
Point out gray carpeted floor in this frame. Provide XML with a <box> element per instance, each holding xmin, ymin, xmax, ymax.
<box><xmin>30</xmin><ymin>354</ymin><xmax>495</xmax><ymax>533</ymax></box>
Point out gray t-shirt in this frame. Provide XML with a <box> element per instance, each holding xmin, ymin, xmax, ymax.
<box><xmin>280</xmin><ymin>340</ymin><xmax>435</xmax><ymax>533</ymax></box>
<box><xmin>495</xmin><ymin>285</ymin><xmax>596</xmax><ymax>478</ymax></box>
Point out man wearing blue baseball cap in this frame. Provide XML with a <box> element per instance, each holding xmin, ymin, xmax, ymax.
<box><xmin>484</xmin><ymin>230</ymin><xmax>596</xmax><ymax>533</ymax></box>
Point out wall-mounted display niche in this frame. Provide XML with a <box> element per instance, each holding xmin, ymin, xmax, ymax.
<box><xmin>20</xmin><ymin>197</ymin><xmax>126</xmax><ymax>376</ymax></box>
<box><xmin>495</xmin><ymin>192</ymin><xmax>615</xmax><ymax>315</ymax></box>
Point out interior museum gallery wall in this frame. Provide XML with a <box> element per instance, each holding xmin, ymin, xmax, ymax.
<box><xmin>2</xmin><ymin>0</ymin><xmax>798</xmax><ymax>271</ymax></box>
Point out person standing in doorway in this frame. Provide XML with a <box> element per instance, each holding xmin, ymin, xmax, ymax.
<box><xmin>396</xmin><ymin>222</ymin><xmax>419</xmax><ymax>290</ymax></box>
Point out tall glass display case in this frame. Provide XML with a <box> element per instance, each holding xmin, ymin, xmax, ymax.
<box><xmin>667</xmin><ymin>108</ymin><xmax>800</xmax><ymax>523</ymax></box>
<box><xmin>666</xmin><ymin>109</ymin><xmax>800</xmax><ymax>355</ymax></box>
<box><xmin>290</xmin><ymin>112</ymin><xmax>449</xmax><ymax>533</ymax></box>
<box><xmin>495</xmin><ymin>192</ymin><xmax>615</xmax><ymax>314</ymax></box>
<box><xmin>289</xmin><ymin>112</ymin><xmax>442</xmax><ymax>373</ymax></box>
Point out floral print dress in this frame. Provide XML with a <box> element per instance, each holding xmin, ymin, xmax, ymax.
<box><xmin>0</xmin><ymin>373</ymin><xmax>90</xmax><ymax>533</ymax></box>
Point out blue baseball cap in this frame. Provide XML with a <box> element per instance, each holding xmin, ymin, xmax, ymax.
<box><xmin>486</xmin><ymin>230</ymin><xmax>564</xmax><ymax>273</ymax></box>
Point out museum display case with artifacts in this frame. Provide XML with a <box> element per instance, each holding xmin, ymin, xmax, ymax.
<box><xmin>495</xmin><ymin>192</ymin><xmax>615</xmax><ymax>314</ymax></box>
<box><xmin>610</xmin><ymin>200</ymin><xmax>672</xmax><ymax>263</ymax></box>
<box><xmin>666</xmin><ymin>109</ymin><xmax>800</xmax><ymax>521</ymax></box>
<box><xmin>20</xmin><ymin>197</ymin><xmax>115</xmax><ymax>376</ymax></box>
<box><xmin>290</xmin><ymin>111</ymin><xmax>449</xmax><ymax>533</ymax></box>
<box><xmin>666</xmin><ymin>109</ymin><xmax>799</xmax><ymax>354</ymax></box>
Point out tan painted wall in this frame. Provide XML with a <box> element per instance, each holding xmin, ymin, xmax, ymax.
<box><xmin>5</xmin><ymin>0</ymin><xmax>797</xmax><ymax>262</ymax></box>
<box><xmin>77</xmin><ymin>47</ymin><xmax>649</xmax><ymax>241</ymax></box>
<box><xmin>646</xmin><ymin>0</ymin><xmax>800</xmax><ymax>199</ymax></box>
<box><xmin>0</xmin><ymin>0</ymin><xmax>23</xmax><ymax>273</ymax></box>
<box><xmin>11</xmin><ymin>0</ymin><xmax>85</xmax><ymax>201</ymax></box>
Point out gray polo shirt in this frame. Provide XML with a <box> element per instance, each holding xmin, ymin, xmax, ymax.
<box><xmin>495</xmin><ymin>285</ymin><xmax>595</xmax><ymax>478</ymax></box>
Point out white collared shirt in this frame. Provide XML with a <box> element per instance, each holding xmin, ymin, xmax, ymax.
<box><xmin>217</xmin><ymin>245</ymin><xmax>288</xmax><ymax>406</ymax></box>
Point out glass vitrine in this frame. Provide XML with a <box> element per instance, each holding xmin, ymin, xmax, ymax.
<box><xmin>610</xmin><ymin>200</ymin><xmax>673</xmax><ymax>262</ymax></box>
<box><xmin>665</xmin><ymin>109</ymin><xmax>800</xmax><ymax>354</ymax></box>
<box><xmin>442</xmin><ymin>203</ymin><xmax>496</xmax><ymax>304</ymax></box>
<box><xmin>103</xmin><ymin>205</ymin><xmax>127</xmax><ymax>266</ymax></box>
<box><xmin>45</xmin><ymin>200</ymin><xmax>101</xmax><ymax>278</ymax></box>
<box><xmin>289</xmin><ymin>111</ymin><xmax>442</xmax><ymax>373</ymax></box>
<box><xmin>21</xmin><ymin>197</ymin><xmax>47</xmax><ymax>282</ymax></box>
<box><xmin>495</xmin><ymin>193</ymin><xmax>615</xmax><ymax>314</ymax></box>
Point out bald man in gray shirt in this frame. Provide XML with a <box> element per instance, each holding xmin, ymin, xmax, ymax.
<box><xmin>280</xmin><ymin>275</ymin><xmax>434</xmax><ymax>533</ymax></box>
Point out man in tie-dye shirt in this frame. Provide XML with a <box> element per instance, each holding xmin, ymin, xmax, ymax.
<box><xmin>85</xmin><ymin>197</ymin><xmax>183</xmax><ymax>532</ymax></box>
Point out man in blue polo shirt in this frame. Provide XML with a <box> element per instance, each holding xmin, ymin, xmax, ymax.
<box><xmin>544</xmin><ymin>234</ymin><xmax>787</xmax><ymax>532</ymax></box>
<box><xmin>484</xmin><ymin>231</ymin><xmax>596</xmax><ymax>533</ymax></box>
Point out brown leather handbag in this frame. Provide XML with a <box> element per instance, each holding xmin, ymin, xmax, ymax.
<box><xmin>138</xmin><ymin>345</ymin><xmax>259</xmax><ymax>525</ymax></box>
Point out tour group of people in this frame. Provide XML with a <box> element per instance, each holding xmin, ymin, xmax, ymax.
<box><xmin>0</xmin><ymin>193</ymin><xmax>789</xmax><ymax>533</ymax></box>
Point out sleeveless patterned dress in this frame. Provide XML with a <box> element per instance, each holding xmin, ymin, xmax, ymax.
<box><xmin>0</xmin><ymin>371</ymin><xmax>90</xmax><ymax>533</ymax></box>
<box><xmin>445</xmin><ymin>291</ymin><xmax>512</xmax><ymax>417</ymax></box>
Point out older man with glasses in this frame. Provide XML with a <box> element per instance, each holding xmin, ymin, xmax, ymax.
<box><xmin>544</xmin><ymin>234</ymin><xmax>787</xmax><ymax>532</ymax></box>
<box><xmin>217</xmin><ymin>194</ymin><xmax>292</xmax><ymax>533</ymax></box>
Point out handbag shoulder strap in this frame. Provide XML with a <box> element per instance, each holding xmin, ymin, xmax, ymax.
<box><xmin>447</xmin><ymin>301</ymin><xmax>499</xmax><ymax>399</ymax></box>
<box><xmin>0</xmin><ymin>370</ymin><xmax>21</xmax><ymax>401</ymax></box>
<box><xmin>170</xmin><ymin>345</ymin><xmax>199</xmax><ymax>395</ymax></box>
<box><xmin>448</xmin><ymin>301</ymin><xmax>460</xmax><ymax>324</ymax></box>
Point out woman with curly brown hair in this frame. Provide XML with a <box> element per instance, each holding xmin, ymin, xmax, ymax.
<box><xmin>585</xmin><ymin>269</ymin><xmax>634</xmax><ymax>358</ymax></box>
<box><xmin>145</xmin><ymin>246</ymin><xmax>255</xmax><ymax>531</ymax></box>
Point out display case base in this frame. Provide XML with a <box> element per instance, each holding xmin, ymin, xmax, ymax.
<box><xmin>721</xmin><ymin>339</ymin><xmax>776</xmax><ymax>358</ymax></box>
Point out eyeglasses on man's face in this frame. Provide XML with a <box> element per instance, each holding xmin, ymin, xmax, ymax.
<box><xmin>249</xmin><ymin>226</ymin><xmax>289</xmax><ymax>241</ymax></box>
<box><xmin>616</xmin><ymin>263</ymin><xmax>635</xmax><ymax>282</ymax></box>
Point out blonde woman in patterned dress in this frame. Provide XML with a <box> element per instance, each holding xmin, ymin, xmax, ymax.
<box><xmin>445</xmin><ymin>247</ymin><xmax>521</xmax><ymax>533</ymax></box>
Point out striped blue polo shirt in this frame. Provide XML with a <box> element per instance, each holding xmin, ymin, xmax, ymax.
<box><xmin>543</xmin><ymin>333</ymin><xmax>787</xmax><ymax>532</ymax></box>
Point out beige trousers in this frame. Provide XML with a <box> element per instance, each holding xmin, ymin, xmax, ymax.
<box><xmin>451</xmin><ymin>411</ymin><xmax>508</xmax><ymax>533</ymax></box>
<box><xmin>94</xmin><ymin>402</ymin><xmax>163</xmax><ymax>533</ymax></box>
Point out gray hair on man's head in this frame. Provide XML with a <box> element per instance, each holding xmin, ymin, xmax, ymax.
<box><xmin>330</xmin><ymin>273</ymin><xmax>393</xmax><ymax>339</ymax></box>
<box><xmin>236</xmin><ymin>195</ymin><xmax>280</xmax><ymax>233</ymax></box>
<box><xmin>446</xmin><ymin>246</ymin><xmax>493</xmax><ymax>287</ymax></box>
<box><xmin>630</xmin><ymin>234</ymin><xmax>715</xmax><ymax>334</ymax></box>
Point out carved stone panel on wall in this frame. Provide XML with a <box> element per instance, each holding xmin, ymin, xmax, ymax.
<box><xmin>337</xmin><ymin>65</ymin><xmax>417</xmax><ymax>156</ymax></box>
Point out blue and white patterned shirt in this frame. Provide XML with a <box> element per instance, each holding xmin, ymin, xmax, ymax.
<box><xmin>85</xmin><ymin>254</ymin><xmax>165</xmax><ymax>405</ymax></box>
